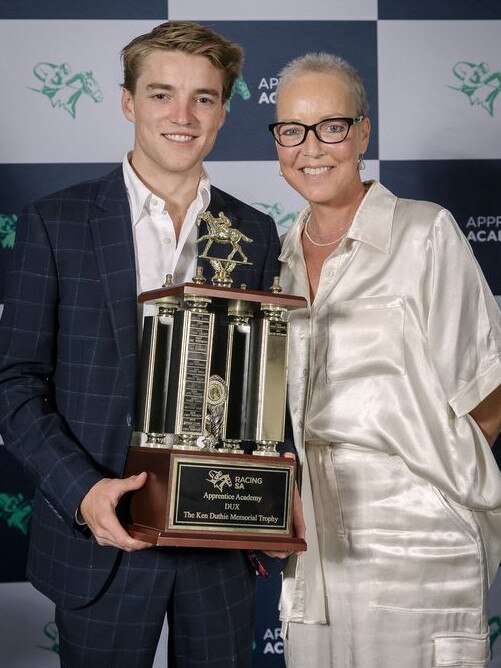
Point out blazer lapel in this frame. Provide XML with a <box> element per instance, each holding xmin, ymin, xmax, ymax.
<box><xmin>89</xmin><ymin>169</ymin><xmax>138</xmax><ymax>382</ymax></box>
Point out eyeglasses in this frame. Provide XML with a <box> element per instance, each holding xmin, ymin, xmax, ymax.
<box><xmin>268</xmin><ymin>116</ymin><xmax>364</xmax><ymax>147</ymax></box>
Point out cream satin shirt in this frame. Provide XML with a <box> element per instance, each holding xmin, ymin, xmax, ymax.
<box><xmin>279</xmin><ymin>180</ymin><xmax>501</xmax><ymax>624</ymax></box>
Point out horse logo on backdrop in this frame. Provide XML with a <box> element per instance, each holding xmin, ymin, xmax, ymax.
<box><xmin>39</xmin><ymin>621</ymin><xmax>59</xmax><ymax>654</ymax></box>
<box><xmin>226</xmin><ymin>75</ymin><xmax>251</xmax><ymax>111</ymax></box>
<box><xmin>490</xmin><ymin>616</ymin><xmax>501</xmax><ymax>651</ymax></box>
<box><xmin>252</xmin><ymin>202</ymin><xmax>299</xmax><ymax>230</ymax></box>
<box><xmin>0</xmin><ymin>492</ymin><xmax>33</xmax><ymax>534</ymax></box>
<box><xmin>0</xmin><ymin>213</ymin><xmax>17</xmax><ymax>249</ymax></box>
<box><xmin>450</xmin><ymin>61</ymin><xmax>501</xmax><ymax>116</ymax></box>
<box><xmin>29</xmin><ymin>61</ymin><xmax>104</xmax><ymax>118</ymax></box>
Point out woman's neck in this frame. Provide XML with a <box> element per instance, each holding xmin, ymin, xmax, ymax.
<box><xmin>308</xmin><ymin>183</ymin><xmax>367</xmax><ymax>238</ymax></box>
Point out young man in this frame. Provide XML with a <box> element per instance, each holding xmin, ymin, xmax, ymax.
<box><xmin>0</xmin><ymin>21</ymin><xmax>283</xmax><ymax>667</ymax></box>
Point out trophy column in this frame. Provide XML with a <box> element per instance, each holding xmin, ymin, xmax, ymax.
<box><xmin>220</xmin><ymin>297</ymin><xmax>253</xmax><ymax>454</ymax></box>
<box><xmin>244</xmin><ymin>280</ymin><xmax>289</xmax><ymax>457</ymax></box>
<box><xmin>165</xmin><ymin>293</ymin><xmax>215</xmax><ymax>449</ymax></box>
<box><xmin>135</xmin><ymin>287</ymin><xmax>178</xmax><ymax>447</ymax></box>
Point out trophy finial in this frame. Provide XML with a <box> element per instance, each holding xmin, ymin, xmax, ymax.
<box><xmin>163</xmin><ymin>274</ymin><xmax>173</xmax><ymax>287</ymax></box>
<box><xmin>192</xmin><ymin>266</ymin><xmax>206</xmax><ymax>285</ymax></box>
<box><xmin>270</xmin><ymin>276</ymin><xmax>282</xmax><ymax>294</ymax></box>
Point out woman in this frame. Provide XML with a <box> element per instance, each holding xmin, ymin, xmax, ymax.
<box><xmin>270</xmin><ymin>53</ymin><xmax>501</xmax><ymax>667</ymax></box>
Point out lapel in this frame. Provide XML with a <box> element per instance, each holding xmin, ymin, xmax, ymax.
<box><xmin>88</xmin><ymin>168</ymin><xmax>138</xmax><ymax>376</ymax></box>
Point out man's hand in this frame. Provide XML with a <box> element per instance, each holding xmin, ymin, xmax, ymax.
<box><xmin>79</xmin><ymin>472</ymin><xmax>151</xmax><ymax>551</ymax></box>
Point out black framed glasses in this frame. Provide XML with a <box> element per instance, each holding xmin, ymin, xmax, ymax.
<box><xmin>268</xmin><ymin>116</ymin><xmax>364</xmax><ymax>147</ymax></box>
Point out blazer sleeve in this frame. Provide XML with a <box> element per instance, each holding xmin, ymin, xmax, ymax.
<box><xmin>0</xmin><ymin>202</ymin><xmax>103</xmax><ymax>527</ymax></box>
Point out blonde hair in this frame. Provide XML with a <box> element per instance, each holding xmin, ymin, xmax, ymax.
<box><xmin>121</xmin><ymin>21</ymin><xmax>244</xmax><ymax>101</ymax></box>
<box><xmin>276</xmin><ymin>52</ymin><xmax>368</xmax><ymax>117</ymax></box>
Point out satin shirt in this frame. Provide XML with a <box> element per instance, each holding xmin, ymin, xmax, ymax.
<box><xmin>279</xmin><ymin>180</ymin><xmax>501</xmax><ymax>623</ymax></box>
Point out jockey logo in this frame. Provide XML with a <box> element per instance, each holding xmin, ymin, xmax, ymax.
<box><xmin>0</xmin><ymin>213</ymin><xmax>17</xmax><ymax>249</ymax></box>
<box><xmin>449</xmin><ymin>61</ymin><xmax>501</xmax><ymax>116</ymax></box>
<box><xmin>29</xmin><ymin>61</ymin><xmax>104</xmax><ymax>118</ymax></box>
<box><xmin>490</xmin><ymin>616</ymin><xmax>501</xmax><ymax>651</ymax></box>
<box><xmin>252</xmin><ymin>201</ymin><xmax>299</xmax><ymax>230</ymax></box>
<box><xmin>226</xmin><ymin>75</ymin><xmax>251</xmax><ymax>111</ymax></box>
<box><xmin>0</xmin><ymin>492</ymin><xmax>33</xmax><ymax>534</ymax></box>
<box><xmin>206</xmin><ymin>470</ymin><xmax>232</xmax><ymax>493</ymax></box>
<box><xmin>39</xmin><ymin>621</ymin><xmax>59</xmax><ymax>654</ymax></box>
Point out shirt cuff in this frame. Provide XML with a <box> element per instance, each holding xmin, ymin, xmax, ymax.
<box><xmin>449</xmin><ymin>356</ymin><xmax>501</xmax><ymax>417</ymax></box>
<box><xmin>74</xmin><ymin>507</ymin><xmax>88</xmax><ymax>528</ymax></box>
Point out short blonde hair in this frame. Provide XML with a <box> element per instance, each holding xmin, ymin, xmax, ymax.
<box><xmin>121</xmin><ymin>21</ymin><xmax>244</xmax><ymax>101</ymax></box>
<box><xmin>276</xmin><ymin>52</ymin><xmax>368</xmax><ymax>117</ymax></box>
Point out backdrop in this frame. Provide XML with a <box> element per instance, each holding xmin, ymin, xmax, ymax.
<box><xmin>0</xmin><ymin>1</ymin><xmax>500</xmax><ymax>666</ymax></box>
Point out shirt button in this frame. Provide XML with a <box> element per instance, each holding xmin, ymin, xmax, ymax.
<box><xmin>163</xmin><ymin>237</ymin><xmax>172</xmax><ymax>244</ymax></box>
<box><xmin>151</xmin><ymin>198</ymin><xmax>158</xmax><ymax>206</ymax></box>
<box><xmin>301</xmin><ymin>369</ymin><xmax>308</xmax><ymax>379</ymax></box>
<box><xmin>327</xmin><ymin>269</ymin><xmax>334</xmax><ymax>278</ymax></box>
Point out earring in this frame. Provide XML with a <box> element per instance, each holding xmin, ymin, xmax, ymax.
<box><xmin>357</xmin><ymin>155</ymin><xmax>366</xmax><ymax>171</ymax></box>
<box><xmin>279</xmin><ymin>168</ymin><xmax>283</xmax><ymax>177</ymax></box>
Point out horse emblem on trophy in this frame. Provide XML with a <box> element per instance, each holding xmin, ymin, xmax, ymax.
<box><xmin>198</xmin><ymin>211</ymin><xmax>253</xmax><ymax>263</ymax></box>
<box><xmin>29</xmin><ymin>61</ymin><xmax>104</xmax><ymax>118</ymax></box>
<box><xmin>196</xmin><ymin>211</ymin><xmax>253</xmax><ymax>287</ymax></box>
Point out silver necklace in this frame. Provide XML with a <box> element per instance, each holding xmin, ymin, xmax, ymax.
<box><xmin>304</xmin><ymin>216</ymin><xmax>350</xmax><ymax>247</ymax></box>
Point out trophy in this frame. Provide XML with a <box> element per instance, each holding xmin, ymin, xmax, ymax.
<box><xmin>123</xmin><ymin>211</ymin><xmax>307</xmax><ymax>551</ymax></box>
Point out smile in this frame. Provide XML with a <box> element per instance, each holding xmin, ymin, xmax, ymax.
<box><xmin>301</xmin><ymin>166</ymin><xmax>332</xmax><ymax>175</ymax></box>
<box><xmin>162</xmin><ymin>133</ymin><xmax>195</xmax><ymax>143</ymax></box>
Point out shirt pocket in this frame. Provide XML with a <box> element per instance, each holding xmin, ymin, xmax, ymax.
<box><xmin>326</xmin><ymin>296</ymin><xmax>406</xmax><ymax>383</ymax></box>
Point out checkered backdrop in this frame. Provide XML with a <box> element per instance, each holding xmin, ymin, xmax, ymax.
<box><xmin>0</xmin><ymin>2</ymin><xmax>500</xmax><ymax>666</ymax></box>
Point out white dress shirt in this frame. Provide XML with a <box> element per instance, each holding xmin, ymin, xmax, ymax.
<box><xmin>122</xmin><ymin>154</ymin><xmax>211</xmax><ymax>316</ymax></box>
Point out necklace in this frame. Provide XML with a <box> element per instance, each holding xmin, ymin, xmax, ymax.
<box><xmin>304</xmin><ymin>216</ymin><xmax>351</xmax><ymax>247</ymax></box>
<box><xmin>303</xmin><ymin>184</ymin><xmax>368</xmax><ymax>247</ymax></box>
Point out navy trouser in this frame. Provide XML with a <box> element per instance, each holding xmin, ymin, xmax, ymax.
<box><xmin>56</xmin><ymin>547</ymin><xmax>255</xmax><ymax>667</ymax></box>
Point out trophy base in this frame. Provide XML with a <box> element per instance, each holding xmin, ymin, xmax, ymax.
<box><xmin>123</xmin><ymin>445</ymin><xmax>306</xmax><ymax>552</ymax></box>
<box><xmin>127</xmin><ymin>525</ymin><xmax>306</xmax><ymax>551</ymax></box>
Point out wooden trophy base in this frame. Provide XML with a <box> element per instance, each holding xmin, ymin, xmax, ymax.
<box><xmin>123</xmin><ymin>445</ymin><xmax>306</xmax><ymax>551</ymax></box>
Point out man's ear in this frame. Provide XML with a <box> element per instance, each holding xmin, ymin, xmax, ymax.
<box><xmin>121</xmin><ymin>87</ymin><xmax>135</xmax><ymax>123</ymax></box>
<box><xmin>218</xmin><ymin>102</ymin><xmax>227</xmax><ymax>130</ymax></box>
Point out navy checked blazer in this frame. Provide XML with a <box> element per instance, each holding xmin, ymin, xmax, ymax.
<box><xmin>0</xmin><ymin>166</ymin><xmax>282</xmax><ymax>609</ymax></box>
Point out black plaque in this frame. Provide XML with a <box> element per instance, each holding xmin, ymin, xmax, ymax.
<box><xmin>170</xmin><ymin>457</ymin><xmax>291</xmax><ymax>533</ymax></box>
